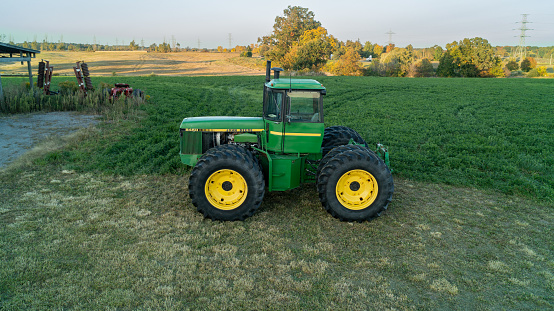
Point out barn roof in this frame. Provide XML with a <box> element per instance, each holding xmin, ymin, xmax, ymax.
<box><xmin>0</xmin><ymin>42</ymin><xmax>40</xmax><ymax>57</ymax></box>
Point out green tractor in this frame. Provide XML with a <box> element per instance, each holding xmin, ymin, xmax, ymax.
<box><xmin>179</xmin><ymin>61</ymin><xmax>393</xmax><ymax>221</ymax></box>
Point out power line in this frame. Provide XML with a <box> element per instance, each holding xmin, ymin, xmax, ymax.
<box><xmin>513</xmin><ymin>14</ymin><xmax>533</xmax><ymax>60</ymax></box>
<box><xmin>385</xmin><ymin>29</ymin><xmax>395</xmax><ymax>45</ymax></box>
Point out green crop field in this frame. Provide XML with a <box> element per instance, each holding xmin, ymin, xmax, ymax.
<box><xmin>1</xmin><ymin>75</ymin><xmax>553</xmax><ymax>310</ymax></box>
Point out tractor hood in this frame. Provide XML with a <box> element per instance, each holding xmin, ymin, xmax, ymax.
<box><xmin>180</xmin><ymin>116</ymin><xmax>264</xmax><ymax>133</ymax></box>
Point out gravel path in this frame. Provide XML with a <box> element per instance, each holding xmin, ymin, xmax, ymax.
<box><xmin>0</xmin><ymin>112</ymin><xmax>99</xmax><ymax>168</ymax></box>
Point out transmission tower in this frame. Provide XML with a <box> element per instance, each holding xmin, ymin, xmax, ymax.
<box><xmin>197</xmin><ymin>38</ymin><xmax>201</xmax><ymax>50</ymax></box>
<box><xmin>385</xmin><ymin>29</ymin><xmax>395</xmax><ymax>45</ymax></box>
<box><xmin>228</xmin><ymin>33</ymin><xmax>232</xmax><ymax>50</ymax></box>
<box><xmin>514</xmin><ymin>14</ymin><xmax>532</xmax><ymax>60</ymax></box>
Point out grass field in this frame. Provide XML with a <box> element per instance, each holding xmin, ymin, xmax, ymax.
<box><xmin>1</xmin><ymin>73</ymin><xmax>553</xmax><ymax>310</ymax></box>
<box><xmin>0</xmin><ymin>51</ymin><xmax>265</xmax><ymax>76</ymax></box>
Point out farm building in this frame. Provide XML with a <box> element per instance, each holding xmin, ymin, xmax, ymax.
<box><xmin>0</xmin><ymin>42</ymin><xmax>40</xmax><ymax>100</ymax></box>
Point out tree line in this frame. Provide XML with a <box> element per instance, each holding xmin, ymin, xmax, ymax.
<box><xmin>255</xmin><ymin>6</ymin><xmax>554</xmax><ymax>77</ymax></box>
<box><xmin>3</xmin><ymin>8</ymin><xmax>553</xmax><ymax>78</ymax></box>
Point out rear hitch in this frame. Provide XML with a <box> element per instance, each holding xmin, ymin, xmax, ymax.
<box><xmin>375</xmin><ymin>143</ymin><xmax>392</xmax><ymax>172</ymax></box>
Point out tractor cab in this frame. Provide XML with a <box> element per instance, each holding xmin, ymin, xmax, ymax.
<box><xmin>262</xmin><ymin>69</ymin><xmax>326</xmax><ymax>154</ymax></box>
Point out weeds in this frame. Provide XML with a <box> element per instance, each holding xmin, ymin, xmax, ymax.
<box><xmin>0</xmin><ymin>80</ymin><xmax>145</xmax><ymax>118</ymax></box>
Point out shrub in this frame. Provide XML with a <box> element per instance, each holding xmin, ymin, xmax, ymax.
<box><xmin>409</xmin><ymin>58</ymin><xmax>435</xmax><ymax>77</ymax></box>
<box><xmin>506</xmin><ymin>60</ymin><xmax>519</xmax><ymax>71</ymax></box>
<box><xmin>520</xmin><ymin>57</ymin><xmax>536</xmax><ymax>72</ymax></box>
<box><xmin>58</xmin><ymin>81</ymin><xmax>79</xmax><ymax>95</ymax></box>
<box><xmin>527</xmin><ymin>68</ymin><xmax>539</xmax><ymax>77</ymax></box>
<box><xmin>537</xmin><ymin>66</ymin><xmax>547</xmax><ymax>77</ymax></box>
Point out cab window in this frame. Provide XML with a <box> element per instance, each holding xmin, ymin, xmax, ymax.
<box><xmin>287</xmin><ymin>91</ymin><xmax>321</xmax><ymax>122</ymax></box>
<box><xmin>264</xmin><ymin>89</ymin><xmax>284</xmax><ymax>121</ymax></box>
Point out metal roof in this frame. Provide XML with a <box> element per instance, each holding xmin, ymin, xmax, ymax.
<box><xmin>0</xmin><ymin>42</ymin><xmax>40</xmax><ymax>56</ymax></box>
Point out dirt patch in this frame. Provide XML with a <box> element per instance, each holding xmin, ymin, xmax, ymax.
<box><xmin>0</xmin><ymin>112</ymin><xmax>99</xmax><ymax>167</ymax></box>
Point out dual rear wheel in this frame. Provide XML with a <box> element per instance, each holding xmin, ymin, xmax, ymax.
<box><xmin>317</xmin><ymin>146</ymin><xmax>393</xmax><ymax>222</ymax></box>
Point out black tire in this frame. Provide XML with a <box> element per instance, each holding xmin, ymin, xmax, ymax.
<box><xmin>84</xmin><ymin>76</ymin><xmax>93</xmax><ymax>90</ymax></box>
<box><xmin>204</xmin><ymin>143</ymin><xmax>261</xmax><ymax>169</ymax></box>
<box><xmin>317</xmin><ymin>144</ymin><xmax>376</xmax><ymax>179</ymax></box>
<box><xmin>189</xmin><ymin>145</ymin><xmax>265</xmax><ymax>221</ymax></box>
<box><xmin>37</xmin><ymin>61</ymin><xmax>45</xmax><ymax>88</ymax></box>
<box><xmin>81</xmin><ymin>63</ymin><xmax>90</xmax><ymax>76</ymax></box>
<box><xmin>321</xmin><ymin>126</ymin><xmax>368</xmax><ymax>156</ymax></box>
<box><xmin>133</xmin><ymin>89</ymin><xmax>144</xmax><ymax>99</ymax></box>
<box><xmin>317</xmin><ymin>148</ymin><xmax>393</xmax><ymax>222</ymax></box>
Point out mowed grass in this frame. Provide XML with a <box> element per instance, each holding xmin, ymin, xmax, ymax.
<box><xmin>1</xmin><ymin>165</ymin><xmax>552</xmax><ymax>310</ymax></box>
<box><xmin>1</xmin><ymin>75</ymin><xmax>553</xmax><ymax>309</ymax></box>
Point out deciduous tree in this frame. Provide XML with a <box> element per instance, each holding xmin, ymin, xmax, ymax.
<box><xmin>259</xmin><ymin>6</ymin><xmax>321</xmax><ymax>65</ymax></box>
<box><xmin>506</xmin><ymin>60</ymin><xmax>519</xmax><ymax>71</ymax></box>
<box><xmin>437</xmin><ymin>37</ymin><xmax>501</xmax><ymax>77</ymax></box>
<box><xmin>281</xmin><ymin>27</ymin><xmax>336</xmax><ymax>70</ymax></box>
<box><xmin>326</xmin><ymin>47</ymin><xmax>363</xmax><ymax>76</ymax></box>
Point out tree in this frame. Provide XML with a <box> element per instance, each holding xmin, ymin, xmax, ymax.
<box><xmin>521</xmin><ymin>57</ymin><xmax>537</xmax><ymax>72</ymax></box>
<box><xmin>437</xmin><ymin>37</ymin><xmax>500</xmax><ymax>77</ymax></box>
<box><xmin>240</xmin><ymin>46</ymin><xmax>253</xmax><ymax>57</ymax></box>
<box><xmin>361</xmin><ymin>41</ymin><xmax>374</xmax><ymax>58</ymax></box>
<box><xmin>432</xmin><ymin>45</ymin><xmax>443</xmax><ymax>61</ymax></box>
<box><xmin>380</xmin><ymin>47</ymin><xmax>414</xmax><ymax>77</ymax></box>
<box><xmin>506</xmin><ymin>60</ymin><xmax>519</xmax><ymax>71</ymax></box>
<box><xmin>280</xmin><ymin>26</ymin><xmax>336</xmax><ymax>70</ymax></box>
<box><xmin>410</xmin><ymin>58</ymin><xmax>435</xmax><ymax>77</ymax></box>
<box><xmin>326</xmin><ymin>47</ymin><xmax>363</xmax><ymax>76</ymax></box>
<box><xmin>437</xmin><ymin>52</ymin><xmax>457</xmax><ymax>77</ymax></box>
<box><xmin>259</xmin><ymin>6</ymin><xmax>322</xmax><ymax>66</ymax></box>
<box><xmin>373</xmin><ymin>44</ymin><xmax>383</xmax><ymax>57</ymax></box>
<box><xmin>129</xmin><ymin>40</ymin><xmax>138</xmax><ymax>50</ymax></box>
<box><xmin>520</xmin><ymin>58</ymin><xmax>532</xmax><ymax>72</ymax></box>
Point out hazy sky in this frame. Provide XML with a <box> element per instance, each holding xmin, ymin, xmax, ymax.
<box><xmin>1</xmin><ymin>0</ymin><xmax>553</xmax><ymax>48</ymax></box>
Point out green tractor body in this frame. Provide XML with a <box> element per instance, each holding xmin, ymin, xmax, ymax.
<box><xmin>179</xmin><ymin>62</ymin><xmax>393</xmax><ymax>221</ymax></box>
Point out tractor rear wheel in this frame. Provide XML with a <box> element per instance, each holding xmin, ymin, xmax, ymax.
<box><xmin>317</xmin><ymin>148</ymin><xmax>393</xmax><ymax>222</ymax></box>
<box><xmin>189</xmin><ymin>145</ymin><xmax>265</xmax><ymax>221</ymax></box>
<box><xmin>321</xmin><ymin>126</ymin><xmax>368</xmax><ymax>156</ymax></box>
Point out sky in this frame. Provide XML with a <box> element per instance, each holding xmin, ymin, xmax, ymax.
<box><xmin>1</xmin><ymin>0</ymin><xmax>553</xmax><ymax>48</ymax></box>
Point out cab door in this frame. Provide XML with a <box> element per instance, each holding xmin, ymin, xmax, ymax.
<box><xmin>282</xmin><ymin>91</ymin><xmax>324</xmax><ymax>154</ymax></box>
<box><xmin>263</xmin><ymin>88</ymin><xmax>284</xmax><ymax>153</ymax></box>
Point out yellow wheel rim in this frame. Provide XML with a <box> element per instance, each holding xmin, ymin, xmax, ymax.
<box><xmin>205</xmin><ymin>169</ymin><xmax>248</xmax><ymax>210</ymax></box>
<box><xmin>336</xmin><ymin>169</ymin><xmax>378</xmax><ymax>210</ymax></box>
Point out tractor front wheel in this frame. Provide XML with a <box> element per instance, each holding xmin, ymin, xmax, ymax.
<box><xmin>317</xmin><ymin>148</ymin><xmax>393</xmax><ymax>222</ymax></box>
<box><xmin>189</xmin><ymin>145</ymin><xmax>265</xmax><ymax>221</ymax></box>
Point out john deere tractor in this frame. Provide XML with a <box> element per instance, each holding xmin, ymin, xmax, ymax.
<box><xmin>179</xmin><ymin>61</ymin><xmax>393</xmax><ymax>221</ymax></box>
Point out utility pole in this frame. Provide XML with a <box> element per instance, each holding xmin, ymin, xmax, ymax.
<box><xmin>385</xmin><ymin>29</ymin><xmax>395</xmax><ymax>45</ymax></box>
<box><xmin>513</xmin><ymin>14</ymin><xmax>532</xmax><ymax>61</ymax></box>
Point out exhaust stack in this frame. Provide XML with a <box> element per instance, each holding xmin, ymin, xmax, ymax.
<box><xmin>265</xmin><ymin>61</ymin><xmax>272</xmax><ymax>83</ymax></box>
